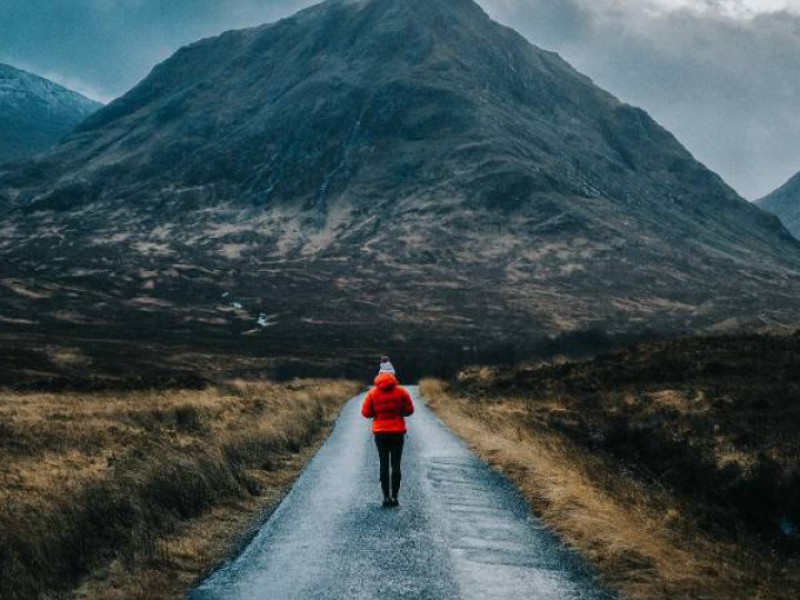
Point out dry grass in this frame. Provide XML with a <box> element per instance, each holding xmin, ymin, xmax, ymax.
<box><xmin>0</xmin><ymin>378</ymin><xmax>361</xmax><ymax>600</ymax></box>
<box><xmin>422</xmin><ymin>378</ymin><xmax>799</xmax><ymax>600</ymax></box>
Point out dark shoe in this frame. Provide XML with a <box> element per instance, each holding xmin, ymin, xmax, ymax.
<box><xmin>390</xmin><ymin>497</ymin><xmax>399</xmax><ymax>507</ymax></box>
<box><xmin>382</xmin><ymin>497</ymin><xmax>392</xmax><ymax>507</ymax></box>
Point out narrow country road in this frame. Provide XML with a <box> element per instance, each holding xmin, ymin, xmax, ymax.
<box><xmin>189</xmin><ymin>387</ymin><xmax>614</xmax><ymax>600</ymax></box>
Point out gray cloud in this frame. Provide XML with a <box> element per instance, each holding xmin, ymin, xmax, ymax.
<box><xmin>480</xmin><ymin>0</ymin><xmax>800</xmax><ymax>198</ymax></box>
<box><xmin>0</xmin><ymin>0</ymin><xmax>798</xmax><ymax>198</ymax></box>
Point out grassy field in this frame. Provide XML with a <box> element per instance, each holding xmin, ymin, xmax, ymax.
<box><xmin>422</xmin><ymin>332</ymin><xmax>800</xmax><ymax>600</ymax></box>
<box><xmin>0</xmin><ymin>378</ymin><xmax>361</xmax><ymax>600</ymax></box>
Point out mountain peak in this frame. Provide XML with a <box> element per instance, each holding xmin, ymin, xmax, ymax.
<box><xmin>0</xmin><ymin>62</ymin><xmax>102</xmax><ymax>164</ymax></box>
<box><xmin>0</xmin><ymin>63</ymin><xmax>100</xmax><ymax>108</ymax></box>
<box><xmin>758</xmin><ymin>171</ymin><xmax>800</xmax><ymax>239</ymax></box>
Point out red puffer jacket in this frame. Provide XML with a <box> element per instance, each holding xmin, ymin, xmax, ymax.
<box><xmin>361</xmin><ymin>373</ymin><xmax>414</xmax><ymax>434</ymax></box>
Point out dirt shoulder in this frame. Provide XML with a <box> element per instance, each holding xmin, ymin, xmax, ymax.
<box><xmin>422</xmin><ymin>334</ymin><xmax>799</xmax><ymax>599</ymax></box>
<box><xmin>0</xmin><ymin>378</ymin><xmax>361</xmax><ymax>600</ymax></box>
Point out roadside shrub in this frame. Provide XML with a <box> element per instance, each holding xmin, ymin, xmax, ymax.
<box><xmin>173</xmin><ymin>404</ymin><xmax>206</xmax><ymax>433</ymax></box>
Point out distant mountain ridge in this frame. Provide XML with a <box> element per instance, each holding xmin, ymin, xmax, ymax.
<box><xmin>0</xmin><ymin>63</ymin><xmax>102</xmax><ymax>164</ymax></box>
<box><xmin>1</xmin><ymin>0</ymin><xmax>799</xmax><ymax>383</ymax></box>
<box><xmin>757</xmin><ymin>172</ymin><xmax>800</xmax><ymax>239</ymax></box>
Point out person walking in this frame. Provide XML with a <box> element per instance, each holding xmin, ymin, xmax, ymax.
<box><xmin>361</xmin><ymin>372</ymin><xmax>414</xmax><ymax>507</ymax></box>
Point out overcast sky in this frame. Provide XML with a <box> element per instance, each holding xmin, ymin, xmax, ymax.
<box><xmin>1</xmin><ymin>0</ymin><xmax>798</xmax><ymax>199</ymax></box>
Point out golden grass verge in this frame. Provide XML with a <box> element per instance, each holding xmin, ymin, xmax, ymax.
<box><xmin>421</xmin><ymin>378</ymin><xmax>797</xmax><ymax>600</ymax></box>
<box><xmin>0</xmin><ymin>378</ymin><xmax>361</xmax><ymax>600</ymax></box>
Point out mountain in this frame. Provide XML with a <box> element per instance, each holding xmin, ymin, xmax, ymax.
<box><xmin>1</xmin><ymin>0</ymin><xmax>800</xmax><ymax>385</ymax></box>
<box><xmin>757</xmin><ymin>172</ymin><xmax>800</xmax><ymax>239</ymax></box>
<box><xmin>0</xmin><ymin>63</ymin><xmax>102</xmax><ymax>164</ymax></box>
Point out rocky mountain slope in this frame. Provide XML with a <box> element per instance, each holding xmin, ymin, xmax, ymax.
<box><xmin>758</xmin><ymin>172</ymin><xmax>800</xmax><ymax>239</ymax></box>
<box><xmin>0</xmin><ymin>63</ymin><xmax>101</xmax><ymax>164</ymax></box>
<box><xmin>1</xmin><ymin>0</ymin><xmax>800</xmax><ymax>384</ymax></box>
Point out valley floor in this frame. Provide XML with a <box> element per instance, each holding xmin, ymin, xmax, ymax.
<box><xmin>3</xmin><ymin>332</ymin><xmax>798</xmax><ymax>600</ymax></box>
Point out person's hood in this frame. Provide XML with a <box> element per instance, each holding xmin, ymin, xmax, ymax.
<box><xmin>374</xmin><ymin>372</ymin><xmax>398</xmax><ymax>391</ymax></box>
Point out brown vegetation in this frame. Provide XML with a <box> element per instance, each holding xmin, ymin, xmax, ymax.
<box><xmin>0</xmin><ymin>378</ymin><xmax>360</xmax><ymax>600</ymax></box>
<box><xmin>422</xmin><ymin>332</ymin><xmax>800</xmax><ymax>600</ymax></box>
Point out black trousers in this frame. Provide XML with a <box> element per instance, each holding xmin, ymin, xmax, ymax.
<box><xmin>374</xmin><ymin>433</ymin><xmax>405</xmax><ymax>499</ymax></box>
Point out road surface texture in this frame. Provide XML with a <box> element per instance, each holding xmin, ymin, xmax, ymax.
<box><xmin>190</xmin><ymin>387</ymin><xmax>614</xmax><ymax>600</ymax></box>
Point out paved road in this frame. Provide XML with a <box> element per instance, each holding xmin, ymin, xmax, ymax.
<box><xmin>189</xmin><ymin>387</ymin><xmax>614</xmax><ymax>600</ymax></box>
